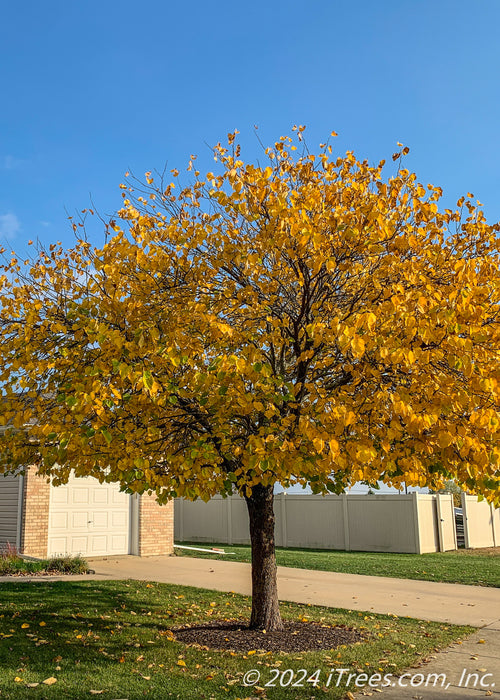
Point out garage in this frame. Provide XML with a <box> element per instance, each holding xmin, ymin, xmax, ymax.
<box><xmin>47</xmin><ymin>474</ymin><xmax>132</xmax><ymax>557</ymax></box>
<box><xmin>0</xmin><ymin>466</ymin><xmax>173</xmax><ymax>559</ymax></box>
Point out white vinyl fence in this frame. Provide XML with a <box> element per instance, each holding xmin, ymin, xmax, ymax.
<box><xmin>462</xmin><ymin>494</ymin><xmax>500</xmax><ymax>548</ymax></box>
<box><xmin>175</xmin><ymin>493</ymin><xmax>457</xmax><ymax>554</ymax></box>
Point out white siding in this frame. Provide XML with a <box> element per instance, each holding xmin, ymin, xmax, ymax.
<box><xmin>0</xmin><ymin>474</ymin><xmax>21</xmax><ymax>549</ymax></box>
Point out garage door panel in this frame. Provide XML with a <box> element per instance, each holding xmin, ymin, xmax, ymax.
<box><xmin>92</xmin><ymin>512</ymin><xmax>108</xmax><ymax>528</ymax></box>
<box><xmin>51</xmin><ymin>489</ymin><xmax>69</xmax><ymax>505</ymax></box>
<box><xmin>90</xmin><ymin>535</ymin><xmax>107</xmax><ymax>553</ymax></box>
<box><xmin>73</xmin><ymin>488</ymin><xmax>90</xmax><ymax>504</ymax></box>
<box><xmin>93</xmin><ymin>490</ymin><xmax>109</xmax><ymax>505</ymax></box>
<box><xmin>71</xmin><ymin>536</ymin><xmax>89</xmax><ymax>553</ymax></box>
<box><xmin>48</xmin><ymin>476</ymin><xmax>130</xmax><ymax>557</ymax></box>
<box><xmin>71</xmin><ymin>512</ymin><xmax>90</xmax><ymax>529</ymax></box>
<box><xmin>112</xmin><ymin>490</ymin><xmax>129</xmax><ymax>505</ymax></box>
<box><xmin>50</xmin><ymin>512</ymin><xmax>68</xmax><ymax>529</ymax></box>
<box><xmin>111</xmin><ymin>511</ymin><xmax>127</xmax><ymax>527</ymax></box>
<box><xmin>111</xmin><ymin>534</ymin><xmax>127</xmax><ymax>550</ymax></box>
<box><xmin>49</xmin><ymin>537</ymin><xmax>67</xmax><ymax>553</ymax></box>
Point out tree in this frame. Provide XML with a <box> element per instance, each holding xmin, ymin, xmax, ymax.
<box><xmin>1</xmin><ymin>128</ymin><xmax>500</xmax><ymax>631</ymax></box>
<box><xmin>431</xmin><ymin>479</ymin><xmax>463</xmax><ymax>507</ymax></box>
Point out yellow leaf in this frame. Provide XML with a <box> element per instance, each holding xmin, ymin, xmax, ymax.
<box><xmin>329</xmin><ymin>439</ymin><xmax>339</xmax><ymax>458</ymax></box>
<box><xmin>312</xmin><ymin>437</ymin><xmax>325</xmax><ymax>454</ymax></box>
<box><xmin>42</xmin><ymin>677</ymin><xmax>57</xmax><ymax>686</ymax></box>
<box><xmin>351</xmin><ymin>336</ymin><xmax>365</xmax><ymax>359</ymax></box>
<box><xmin>437</xmin><ymin>432</ymin><xmax>453</xmax><ymax>448</ymax></box>
<box><xmin>21</xmin><ymin>623</ymin><xmax>29</xmax><ymax>629</ymax></box>
<box><xmin>177</xmin><ymin>659</ymin><xmax>186</xmax><ymax>667</ymax></box>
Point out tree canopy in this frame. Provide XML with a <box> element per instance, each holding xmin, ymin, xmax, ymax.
<box><xmin>1</xmin><ymin>129</ymin><xmax>500</xmax><ymax>506</ymax></box>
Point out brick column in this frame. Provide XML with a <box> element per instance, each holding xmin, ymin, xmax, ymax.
<box><xmin>138</xmin><ymin>494</ymin><xmax>174</xmax><ymax>556</ymax></box>
<box><xmin>21</xmin><ymin>466</ymin><xmax>51</xmax><ymax>558</ymax></box>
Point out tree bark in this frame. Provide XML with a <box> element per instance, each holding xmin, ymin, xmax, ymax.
<box><xmin>244</xmin><ymin>484</ymin><xmax>283</xmax><ymax>631</ymax></box>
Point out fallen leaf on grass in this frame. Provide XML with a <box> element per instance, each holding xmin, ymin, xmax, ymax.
<box><xmin>26</xmin><ymin>683</ymin><xmax>39</xmax><ymax>688</ymax></box>
<box><xmin>90</xmin><ymin>690</ymin><xmax>105</xmax><ymax>695</ymax></box>
<box><xmin>43</xmin><ymin>677</ymin><xmax>57</xmax><ymax>685</ymax></box>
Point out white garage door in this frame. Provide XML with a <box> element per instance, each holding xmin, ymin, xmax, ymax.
<box><xmin>48</xmin><ymin>475</ymin><xmax>131</xmax><ymax>557</ymax></box>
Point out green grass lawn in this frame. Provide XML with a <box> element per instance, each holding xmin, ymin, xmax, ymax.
<box><xmin>176</xmin><ymin>543</ymin><xmax>500</xmax><ymax>587</ymax></box>
<box><xmin>0</xmin><ymin>580</ymin><xmax>472</xmax><ymax>699</ymax></box>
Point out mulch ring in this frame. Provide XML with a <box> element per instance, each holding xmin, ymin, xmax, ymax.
<box><xmin>172</xmin><ymin>619</ymin><xmax>365</xmax><ymax>653</ymax></box>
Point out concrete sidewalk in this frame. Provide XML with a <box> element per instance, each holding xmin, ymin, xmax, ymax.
<box><xmin>84</xmin><ymin>554</ymin><xmax>500</xmax><ymax>627</ymax></box>
<box><xmin>372</xmin><ymin>625</ymin><xmax>500</xmax><ymax>698</ymax></box>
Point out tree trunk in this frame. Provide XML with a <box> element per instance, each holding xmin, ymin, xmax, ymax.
<box><xmin>244</xmin><ymin>484</ymin><xmax>283</xmax><ymax>631</ymax></box>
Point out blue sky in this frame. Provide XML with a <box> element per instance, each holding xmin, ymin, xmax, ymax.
<box><xmin>1</xmin><ymin>0</ymin><xmax>500</xmax><ymax>257</ymax></box>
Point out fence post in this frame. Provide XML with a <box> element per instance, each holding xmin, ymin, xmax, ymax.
<box><xmin>342</xmin><ymin>494</ymin><xmax>350</xmax><ymax>551</ymax></box>
<box><xmin>411</xmin><ymin>492</ymin><xmax>422</xmax><ymax>554</ymax></box>
<box><xmin>491</xmin><ymin>503</ymin><xmax>498</xmax><ymax>547</ymax></box>
<box><xmin>461</xmin><ymin>493</ymin><xmax>471</xmax><ymax>549</ymax></box>
<box><xmin>227</xmin><ymin>496</ymin><xmax>233</xmax><ymax>545</ymax></box>
<box><xmin>279</xmin><ymin>493</ymin><xmax>288</xmax><ymax>548</ymax></box>
<box><xmin>177</xmin><ymin>498</ymin><xmax>184</xmax><ymax>542</ymax></box>
<box><xmin>450</xmin><ymin>494</ymin><xmax>458</xmax><ymax>550</ymax></box>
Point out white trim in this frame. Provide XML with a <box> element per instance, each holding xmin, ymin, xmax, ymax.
<box><xmin>129</xmin><ymin>494</ymin><xmax>140</xmax><ymax>555</ymax></box>
<box><xmin>16</xmin><ymin>474</ymin><xmax>24</xmax><ymax>550</ymax></box>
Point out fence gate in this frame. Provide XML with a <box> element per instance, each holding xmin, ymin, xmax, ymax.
<box><xmin>435</xmin><ymin>494</ymin><xmax>457</xmax><ymax>551</ymax></box>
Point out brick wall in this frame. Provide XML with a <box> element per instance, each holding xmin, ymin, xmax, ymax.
<box><xmin>21</xmin><ymin>466</ymin><xmax>51</xmax><ymax>558</ymax></box>
<box><xmin>138</xmin><ymin>493</ymin><xmax>174</xmax><ymax>556</ymax></box>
